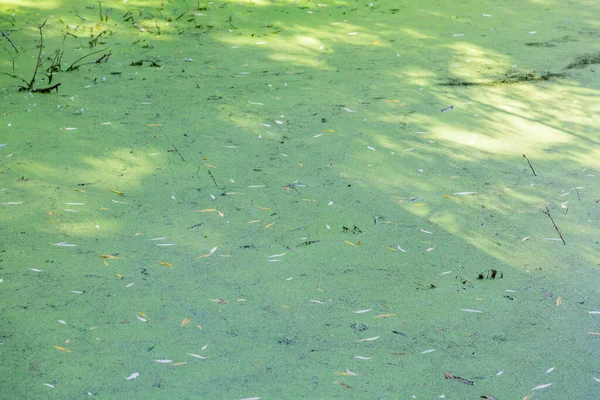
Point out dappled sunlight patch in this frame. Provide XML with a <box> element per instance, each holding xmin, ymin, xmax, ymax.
<box><xmin>53</xmin><ymin>220</ymin><xmax>119</xmax><ymax>237</ymax></box>
<box><xmin>410</xmin><ymin>94</ymin><xmax>581</xmax><ymax>158</ymax></box>
<box><xmin>401</xmin><ymin>28</ymin><xmax>435</xmax><ymax>40</ymax></box>
<box><xmin>221</xmin><ymin>32</ymin><xmax>332</xmax><ymax>69</ymax></box>
<box><xmin>484</xmin><ymin>84</ymin><xmax>600</xmax><ymax>132</ymax></box>
<box><xmin>216</xmin><ymin>103</ymin><xmax>285</xmax><ymax>141</ymax></box>
<box><xmin>2</xmin><ymin>0</ymin><xmax>58</xmax><ymax>9</ymax></box>
<box><xmin>80</xmin><ymin>148</ymin><xmax>159</xmax><ymax>188</ymax></box>
<box><xmin>497</xmin><ymin>187</ymin><xmax>547</xmax><ymax>208</ymax></box>
<box><xmin>431</xmin><ymin>121</ymin><xmax>567</xmax><ymax>155</ymax></box>
<box><xmin>220</xmin><ymin>23</ymin><xmax>382</xmax><ymax>69</ymax></box>
<box><xmin>445</xmin><ymin>42</ymin><xmax>512</xmax><ymax>81</ymax></box>
<box><xmin>391</xmin><ymin>67</ymin><xmax>437</xmax><ymax>86</ymax></box>
<box><xmin>294</xmin><ymin>34</ymin><xmax>325</xmax><ymax>49</ymax></box>
<box><xmin>414</xmin><ymin>81</ymin><xmax>600</xmax><ymax>163</ymax></box>
<box><xmin>269</xmin><ymin>52</ymin><xmax>327</xmax><ymax>69</ymax></box>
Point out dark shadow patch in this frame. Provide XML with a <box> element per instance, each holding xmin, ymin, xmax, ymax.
<box><xmin>566</xmin><ymin>52</ymin><xmax>600</xmax><ymax>69</ymax></box>
<box><xmin>438</xmin><ymin>71</ymin><xmax>565</xmax><ymax>87</ymax></box>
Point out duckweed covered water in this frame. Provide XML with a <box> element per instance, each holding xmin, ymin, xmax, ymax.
<box><xmin>1</xmin><ymin>0</ymin><xmax>599</xmax><ymax>398</ymax></box>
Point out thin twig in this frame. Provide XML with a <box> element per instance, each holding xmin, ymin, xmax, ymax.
<box><xmin>208</xmin><ymin>170</ymin><xmax>217</xmax><ymax>187</ymax></box>
<box><xmin>523</xmin><ymin>154</ymin><xmax>537</xmax><ymax>176</ymax></box>
<box><xmin>3</xmin><ymin>72</ymin><xmax>29</xmax><ymax>86</ymax></box>
<box><xmin>66</xmin><ymin>48</ymin><xmax>108</xmax><ymax>71</ymax></box>
<box><xmin>157</xmin><ymin>126</ymin><xmax>185</xmax><ymax>161</ymax></box>
<box><xmin>0</xmin><ymin>29</ymin><xmax>19</xmax><ymax>53</ymax></box>
<box><xmin>542</xmin><ymin>206</ymin><xmax>566</xmax><ymax>245</ymax></box>
<box><xmin>94</xmin><ymin>52</ymin><xmax>111</xmax><ymax>63</ymax></box>
<box><xmin>25</xmin><ymin>19</ymin><xmax>47</xmax><ymax>90</ymax></box>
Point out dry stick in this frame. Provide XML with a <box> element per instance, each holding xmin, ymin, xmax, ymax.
<box><xmin>523</xmin><ymin>154</ymin><xmax>537</xmax><ymax>176</ymax></box>
<box><xmin>66</xmin><ymin>48</ymin><xmax>109</xmax><ymax>71</ymax></box>
<box><xmin>0</xmin><ymin>29</ymin><xmax>19</xmax><ymax>53</ymax></box>
<box><xmin>543</xmin><ymin>206</ymin><xmax>566</xmax><ymax>245</ymax></box>
<box><xmin>18</xmin><ymin>20</ymin><xmax>61</xmax><ymax>93</ymax></box>
<box><xmin>1</xmin><ymin>29</ymin><xmax>21</xmax><ymax>73</ymax></box>
<box><xmin>95</xmin><ymin>52</ymin><xmax>111</xmax><ymax>63</ymax></box>
<box><xmin>26</xmin><ymin>19</ymin><xmax>48</xmax><ymax>90</ymax></box>
<box><xmin>30</xmin><ymin>83</ymin><xmax>61</xmax><ymax>93</ymax></box>
<box><xmin>207</xmin><ymin>170</ymin><xmax>217</xmax><ymax>187</ymax></box>
<box><xmin>157</xmin><ymin>126</ymin><xmax>185</xmax><ymax>161</ymax></box>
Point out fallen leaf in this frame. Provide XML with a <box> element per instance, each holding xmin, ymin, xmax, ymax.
<box><xmin>373</xmin><ymin>313</ymin><xmax>396</xmax><ymax>318</ymax></box>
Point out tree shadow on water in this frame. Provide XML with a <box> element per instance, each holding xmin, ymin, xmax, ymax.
<box><xmin>1</xmin><ymin>0</ymin><xmax>600</xmax><ymax>398</ymax></box>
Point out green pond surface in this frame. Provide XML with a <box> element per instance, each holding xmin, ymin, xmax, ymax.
<box><xmin>1</xmin><ymin>0</ymin><xmax>599</xmax><ymax>398</ymax></box>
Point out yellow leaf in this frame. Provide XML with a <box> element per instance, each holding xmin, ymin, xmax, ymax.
<box><xmin>374</xmin><ymin>313</ymin><xmax>397</xmax><ymax>318</ymax></box>
<box><xmin>181</xmin><ymin>318</ymin><xmax>191</xmax><ymax>327</ymax></box>
<box><xmin>53</xmin><ymin>346</ymin><xmax>72</xmax><ymax>353</ymax></box>
<box><xmin>204</xmin><ymin>163</ymin><xmax>217</xmax><ymax>168</ymax></box>
<box><xmin>99</xmin><ymin>254</ymin><xmax>120</xmax><ymax>259</ymax></box>
<box><xmin>109</xmin><ymin>190</ymin><xmax>125</xmax><ymax>196</ymax></box>
<box><xmin>159</xmin><ymin>262</ymin><xmax>172</xmax><ymax>267</ymax></box>
<box><xmin>556</xmin><ymin>296</ymin><xmax>562</xmax><ymax>306</ymax></box>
